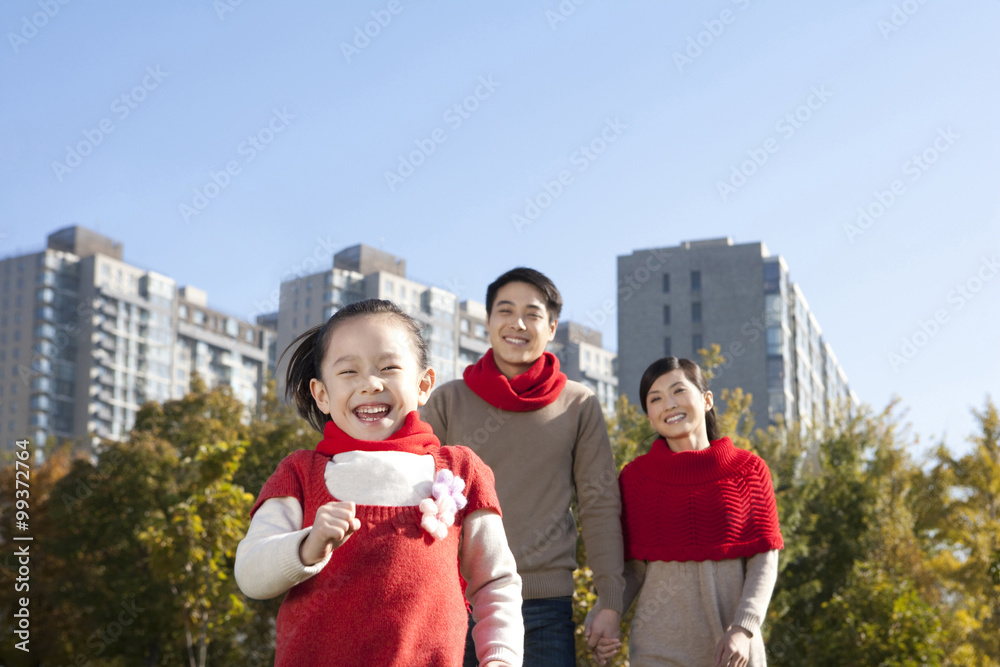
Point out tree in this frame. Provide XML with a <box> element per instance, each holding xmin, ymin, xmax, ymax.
<box><xmin>917</xmin><ymin>397</ymin><xmax>1000</xmax><ymax>664</ymax></box>
<box><xmin>36</xmin><ymin>378</ymin><xmax>259</xmax><ymax>665</ymax></box>
<box><xmin>766</xmin><ymin>404</ymin><xmax>948</xmax><ymax>665</ymax></box>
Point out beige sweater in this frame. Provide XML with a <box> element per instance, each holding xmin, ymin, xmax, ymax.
<box><xmin>421</xmin><ymin>379</ymin><xmax>625</xmax><ymax>611</ymax></box>
<box><xmin>624</xmin><ymin>551</ymin><xmax>779</xmax><ymax>666</ymax></box>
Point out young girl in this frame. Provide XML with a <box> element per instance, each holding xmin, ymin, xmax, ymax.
<box><xmin>235</xmin><ymin>299</ymin><xmax>523</xmax><ymax>667</ymax></box>
<box><xmin>613</xmin><ymin>357</ymin><xmax>783</xmax><ymax>667</ymax></box>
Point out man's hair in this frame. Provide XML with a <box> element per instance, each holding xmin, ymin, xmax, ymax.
<box><xmin>485</xmin><ymin>267</ymin><xmax>562</xmax><ymax>321</ymax></box>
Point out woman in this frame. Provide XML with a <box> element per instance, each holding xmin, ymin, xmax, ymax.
<box><xmin>617</xmin><ymin>356</ymin><xmax>783</xmax><ymax>666</ymax></box>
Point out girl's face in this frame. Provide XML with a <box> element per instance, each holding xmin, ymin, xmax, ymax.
<box><xmin>645</xmin><ymin>369</ymin><xmax>713</xmax><ymax>444</ymax></box>
<box><xmin>309</xmin><ymin>315</ymin><xmax>435</xmax><ymax>441</ymax></box>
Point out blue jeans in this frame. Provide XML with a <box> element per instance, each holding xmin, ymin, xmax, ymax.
<box><xmin>464</xmin><ymin>596</ymin><xmax>576</xmax><ymax>667</ymax></box>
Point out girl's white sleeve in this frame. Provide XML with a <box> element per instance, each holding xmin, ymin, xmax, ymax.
<box><xmin>234</xmin><ymin>496</ymin><xmax>332</xmax><ymax>600</ymax></box>
<box><xmin>731</xmin><ymin>549</ymin><xmax>780</xmax><ymax>637</ymax></box>
<box><xmin>460</xmin><ymin>509</ymin><xmax>524</xmax><ymax>667</ymax></box>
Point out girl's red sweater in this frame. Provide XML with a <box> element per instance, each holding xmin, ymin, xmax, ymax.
<box><xmin>253</xmin><ymin>444</ymin><xmax>500</xmax><ymax>667</ymax></box>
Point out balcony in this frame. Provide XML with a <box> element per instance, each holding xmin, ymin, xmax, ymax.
<box><xmin>31</xmin><ymin>377</ymin><xmax>53</xmax><ymax>394</ymax></box>
<box><xmin>34</xmin><ymin>324</ymin><xmax>57</xmax><ymax>341</ymax></box>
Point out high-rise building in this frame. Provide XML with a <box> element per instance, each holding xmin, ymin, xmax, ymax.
<box><xmin>457</xmin><ymin>300</ymin><xmax>490</xmax><ymax>375</ymax></box>
<box><xmin>617</xmin><ymin>238</ymin><xmax>856</xmax><ymax>433</ymax></box>
<box><xmin>274</xmin><ymin>244</ymin><xmax>461</xmax><ymax>390</ymax></box>
<box><xmin>0</xmin><ymin>226</ymin><xmax>273</xmax><ymax>451</ymax></box>
<box><xmin>551</xmin><ymin>321</ymin><xmax>618</xmax><ymax>414</ymax></box>
<box><xmin>274</xmin><ymin>249</ymin><xmax>622</xmax><ymax>413</ymax></box>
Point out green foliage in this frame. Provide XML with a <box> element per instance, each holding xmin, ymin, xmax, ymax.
<box><xmin>0</xmin><ymin>377</ymin><xmax>310</xmax><ymax>666</ymax></box>
<box><xmin>818</xmin><ymin>563</ymin><xmax>944</xmax><ymax>666</ymax></box>
<box><xmin>917</xmin><ymin>397</ymin><xmax>1000</xmax><ymax>664</ymax></box>
<box><xmin>3</xmin><ymin>352</ymin><xmax>998</xmax><ymax>666</ymax></box>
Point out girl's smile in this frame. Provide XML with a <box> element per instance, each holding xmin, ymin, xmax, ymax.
<box><xmin>309</xmin><ymin>316</ymin><xmax>434</xmax><ymax>441</ymax></box>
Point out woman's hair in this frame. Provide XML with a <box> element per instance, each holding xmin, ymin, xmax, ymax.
<box><xmin>638</xmin><ymin>356</ymin><xmax>720</xmax><ymax>442</ymax></box>
<box><xmin>281</xmin><ymin>299</ymin><xmax>429</xmax><ymax>432</ymax></box>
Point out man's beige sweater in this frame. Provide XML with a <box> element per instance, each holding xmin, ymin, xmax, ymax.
<box><xmin>421</xmin><ymin>379</ymin><xmax>625</xmax><ymax>611</ymax></box>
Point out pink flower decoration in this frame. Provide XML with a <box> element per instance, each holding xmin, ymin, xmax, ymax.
<box><xmin>433</xmin><ymin>469</ymin><xmax>468</xmax><ymax>512</ymax></box>
<box><xmin>419</xmin><ymin>470</ymin><xmax>467</xmax><ymax>541</ymax></box>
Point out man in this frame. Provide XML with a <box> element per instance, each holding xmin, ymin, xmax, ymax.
<box><xmin>421</xmin><ymin>267</ymin><xmax>624</xmax><ymax>667</ymax></box>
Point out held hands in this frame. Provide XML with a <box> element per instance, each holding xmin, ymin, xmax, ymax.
<box><xmin>714</xmin><ymin>625</ymin><xmax>752</xmax><ymax>667</ymax></box>
<box><xmin>298</xmin><ymin>501</ymin><xmax>361</xmax><ymax>566</ymax></box>
<box><xmin>584</xmin><ymin>608</ymin><xmax>622</xmax><ymax>666</ymax></box>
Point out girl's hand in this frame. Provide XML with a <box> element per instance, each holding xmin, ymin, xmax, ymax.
<box><xmin>298</xmin><ymin>501</ymin><xmax>361</xmax><ymax>565</ymax></box>
<box><xmin>714</xmin><ymin>626</ymin><xmax>752</xmax><ymax>667</ymax></box>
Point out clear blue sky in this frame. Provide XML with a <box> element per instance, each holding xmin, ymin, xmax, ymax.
<box><xmin>2</xmin><ymin>0</ymin><xmax>998</xmax><ymax>457</ymax></box>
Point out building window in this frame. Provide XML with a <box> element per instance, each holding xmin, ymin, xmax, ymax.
<box><xmin>474</xmin><ymin>323</ymin><xmax>486</xmax><ymax>339</ymax></box>
<box><xmin>764</xmin><ymin>262</ymin><xmax>781</xmax><ymax>292</ymax></box>
<box><xmin>662</xmin><ymin>273</ymin><xmax>670</xmax><ymax>293</ymax></box>
<box><xmin>692</xmin><ymin>334</ymin><xmax>703</xmax><ymax>355</ymax></box>
<box><xmin>460</xmin><ymin>319</ymin><xmax>470</xmax><ymax>333</ymax></box>
<box><xmin>766</xmin><ymin>327</ymin><xmax>784</xmax><ymax>355</ymax></box>
<box><xmin>193</xmin><ymin>310</ymin><xmax>205</xmax><ymax>325</ymax></box>
<box><xmin>767</xmin><ymin>357</ymin><xmax>785</xmax><ymax>389</ymax></box>
<box><xmin>663</xmin><ymin>305</ymin><xmax>671</xmax><ymax>325</ymax></box>
<box><xmin>691</xmin><ymin>302</ymin><xmax>702</xmax><ymax>323</ymax></box>
<box><xmin>691</xmin><ymin>270</ymin><xmax>701</xmax><ymax>291</ymax></box>
<box><xmin>664</xmin><ymin>336</ymin><xmax>672</xmax><ymax>357</ymax></box>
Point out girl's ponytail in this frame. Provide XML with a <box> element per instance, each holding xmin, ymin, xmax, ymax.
<box><xmin>281</xmin><ymin>323</ymin><xmax>332</xmax><ymax>433</ymax></box>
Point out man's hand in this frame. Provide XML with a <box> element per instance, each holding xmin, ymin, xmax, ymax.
<box><xmin>299</xmin><ymin>501</ymin><xmax>360</xmax><ymax>565</ymax></box>
<box><xmin>585</xmin><ymin>608</ymin><xmax>622</xmax><ymax>666</ymax></box>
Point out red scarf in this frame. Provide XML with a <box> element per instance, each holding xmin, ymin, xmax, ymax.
<box><xmin>315</xmin><ymin>411</ymin><xmax>441</xmax><ymax>456</ymax></box>
<box><xmin>463</xmin><ymin>349</ymin><xmax>567</xmax><ymax>412</ymax></box>
<box><xmin>620</xmin><ymin>437</ymin><xmax>784</xmax><ymax>563</ymax></box>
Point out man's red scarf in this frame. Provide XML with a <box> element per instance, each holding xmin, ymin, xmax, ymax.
<box><xmin>463</xmin><ymin>349</ymin><xmax>567</xmax><ymax>412</ymax></box>
<box><xmin>620</xmin><ymin>437</ymin><xmax>784</xmax><ymax>562</ymax></box>
<box><xmin>315</xmin><ymin>411</ymin><xmax>441</xmax><ymax>456</ymax></box>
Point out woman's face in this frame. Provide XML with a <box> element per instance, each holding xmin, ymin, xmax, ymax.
<box><xmin>645</xmin><ymin>369</ymin><xmax>713</xmax><ymax>443</ymax></box>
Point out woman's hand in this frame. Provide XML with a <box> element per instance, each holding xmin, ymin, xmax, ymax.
<box><xmin>714</xmin><ymin>625</ymin><xmax>752</xmax><ymax>667</ymax></box>
<box><xmin>298</xmin><ymin>501</ymin><xmax>360</xmax><ymax>565</ymax></box>
<box><xmin>592</xmin><ymin>636</ymin><xmax>622</xmax><ymax>665</ymax></box>
<box><xmin>586</xmin><ymin>608</ymin><xmax>622</xmax><ymax>665</ymax></box>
